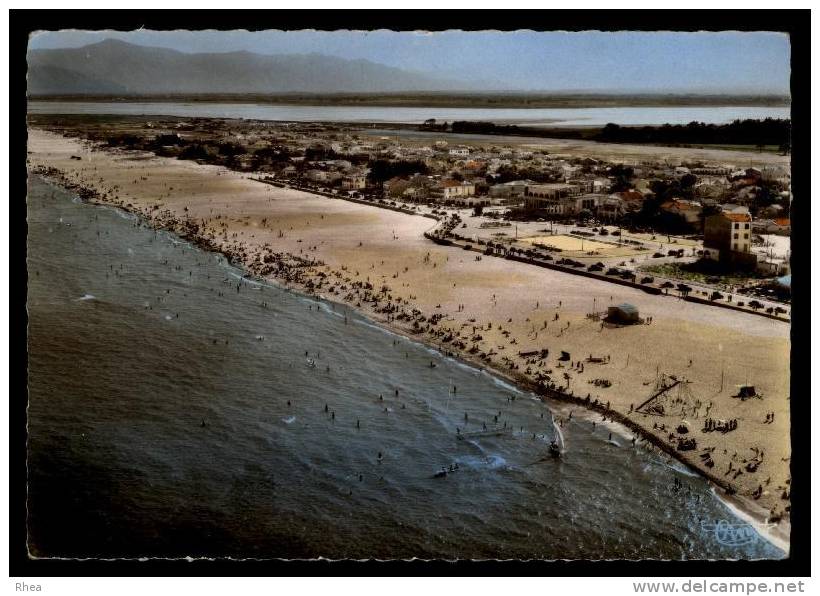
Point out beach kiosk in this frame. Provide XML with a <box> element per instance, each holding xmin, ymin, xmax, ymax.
<box><xmin>606</xmin><ymin>303</ymin><xmax>640</xmax><ymax>325</ymax></box>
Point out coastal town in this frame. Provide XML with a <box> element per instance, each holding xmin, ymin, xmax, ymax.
<box><xmin>32</xmin><ymin>114</ymin><xmax>792</xmax><ymax>315</ymax></box>
<box><xmin>27</xmin><ymin>114</ymin><xmax>792</xmax><ymax>545</ymax></box>
<box><xmin>20</xmin><ymin>16</ymin><xmax>811</xmax><ymax>577</ymax></box>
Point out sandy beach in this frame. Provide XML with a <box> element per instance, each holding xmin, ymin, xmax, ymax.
<box><xmin>27</xmin><ymin>128</ymin><xmax>791</xmax><ymax>548</ymax></box>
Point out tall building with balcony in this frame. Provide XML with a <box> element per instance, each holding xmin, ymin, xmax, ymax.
<box><xmin>703</xmin><ymin>210</ymin><xmax>757</xmax><ymax>269</ymax></box>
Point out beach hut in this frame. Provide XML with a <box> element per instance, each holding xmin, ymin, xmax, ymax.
<box><xmin>606</xmin><ymin>303</ymin><xmax>640</xmax><ymax>325</ymax></box>
<box><xmin>734</xmin><ymin>385</ymin><xmax>758</xmax><ymax>400</ymax></box>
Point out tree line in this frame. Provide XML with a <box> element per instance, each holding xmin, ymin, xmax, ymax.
<box><xmin>597</xmin><ymin>119</ymin><xmax>790</xmax><ymax>150</ymax></box>
<box><xmin>419</xmin><ymin>118</ymin><xmax>790</xmax><ymax>150</ymax></box>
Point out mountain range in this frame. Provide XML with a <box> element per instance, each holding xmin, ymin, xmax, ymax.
<box><xmin>27</xmin><ymin>39</ymin><xmax>473</xmax><ymax>95</ymax></box>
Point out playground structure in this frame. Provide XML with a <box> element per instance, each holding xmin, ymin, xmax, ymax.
<box><xmin>635</xmin><ymin>374</ymin><xmax>700</xmax><ymax>417</ymax></box>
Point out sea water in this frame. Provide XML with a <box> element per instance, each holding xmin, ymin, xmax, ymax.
<box><xmin>26</xmin><ymin>101</ymin><xmax>791</xmax><ymax>128</ymax></box>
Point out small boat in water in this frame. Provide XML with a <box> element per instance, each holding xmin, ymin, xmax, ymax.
<box><xmin>433</xmin><ymin>463</ymin><xmax>459</xmax><ymax>478</ymax></box>
<box><xmin>306</xmin><ymin>358</ymin><xmax>316</xmax><ymax>368</ymax></box>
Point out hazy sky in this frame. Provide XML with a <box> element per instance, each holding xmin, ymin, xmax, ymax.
<box><xmin>29</xmin><ymin>29</ymin><xmax>791</xmax><ymax>94</ymax></box>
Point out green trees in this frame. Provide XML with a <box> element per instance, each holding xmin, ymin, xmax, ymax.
<box><xmin>251</xmin><ymin>146</ymin><xmax>291</xmax><ymax>169</ymax></box>
<box><xmin>304</xmin><ymin>145</ymin><xmax>338</xmax><ymax>161</ymax></box>
<box><xmin>366</xmin><ymin>159</ymin><xmax>430</xmax><ymax>185</ymax></box>
<box><xmin>679</xmin><ymin>173</ymin><xmax>697</xmax><ymax>197</ymax></box>
<box><xmin>151</xmin><ymin>133</ymin><xmax>185</xmax><ymax>147</ymax></box>
<box><xmin>106</xmin><ymin>134</ymin><xmax>141</xmax><ymax>148</ymax></box>
<box><xmin>699</xmin><ymin>203</ymin><xmax>722</xmax><ymax>229</ymax></box>
<box><xmin>597</xmin><ymin>118</ymin><xmax>791</xmax><ymax>147</ymax></box>
<box><xmin>178</xmin><ymin>144</ymin><xmax>210</xmax><ymax>161</ymax></box>
<box><xmin>608</xmin><ymin>164</ymin><xmax>635</xmax><ymax>193</ymax></box>
<box><xmin>217</xmin><ymin>142</ymin><xmax>246</xmax><ymax>157</ymax></box>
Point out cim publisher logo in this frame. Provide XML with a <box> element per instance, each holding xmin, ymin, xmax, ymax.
<box><xmin>701</xmin><ymin>520</ymin><xmax>759</xmax><ymax>547</ymax></box>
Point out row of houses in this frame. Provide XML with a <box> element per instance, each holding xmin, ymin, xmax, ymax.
<box><xmin>384</xmin><ymin>177</ymin><xmax>634</xmax><ymax>210</ymax></box>
<box><xmin>281</xmin><ymin>164</ymin><xmax>369</xmax><ymax>190</ymax></box>
<box><xmin>521</xmin><ymin>183</ymin><xmax>641</xmax><ymax>220</ymax></box>
<box><xmin>381</xmin><ymin>177</ymin><xmax>646</xmax><ymax>213</ymax></box>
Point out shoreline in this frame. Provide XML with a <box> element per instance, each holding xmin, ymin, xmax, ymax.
<box><xmin>29</xmin><ymin>129</ymin><xmax>790</xmax><ymax>548</ymax></box>
<box><xmin>31</xmin><ymin>171</ymin><xmax>789</xmax><ymax>553</ymax></box>
<box><xmin>26</xmin><ymin>92</ymin><xmax>792</xmax><ymax>109</ymax></box>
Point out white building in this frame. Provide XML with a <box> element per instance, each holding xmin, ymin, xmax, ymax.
<box><xmin>523</xmin><ymin>183</ymin><xmax>582</xmax><ymax>211</ymax></box>
<box><xmin>703</xmin><ymin>209</ymin><xmax>756</xmax><ymax>268</ymax></box>
<box><xmin>752</xmin><ymin>218</ymin><xmax>791</xmax><ymax>235</ymax></box>
<box><xmin>595</xmin><ymin>196</ymin><xmax>626</xmax><ymax>221</ymax></box>
<box><xmin>341</xmin><ymin>174</ymin><xmax>368</xmax><ymax>190</ymax></box>
<box><xmin>489</xmin><ymin>180</ymin><xmax>529</xmax><ymax>200</ymax></box>
<box><xmin>440</xmin><ymin>179</ymin><xmax>476</xmax><ymax>201</ymax></box>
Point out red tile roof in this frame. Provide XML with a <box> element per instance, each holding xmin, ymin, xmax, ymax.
<box><xmin>617</xmin><ymin>190</ymin><xmax>644</xmax><ymax>203</ymax></box>
<box><xmin>661</xmin><ymin>200</ymin><xmax>700</xmax><ymax>212</ymax></box>
<box><xmin>441</xmin><ymin>179</ymin><xmax>467</xmax><ymax>188</ymax></box>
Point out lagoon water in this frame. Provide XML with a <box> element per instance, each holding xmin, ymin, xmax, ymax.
<box><xmin>26</xmin><ymin>175</ymin><xmax>784</xmax><ymax>560</ymax></box>
<box><xmin>26</xmin><ymin>101</ymin><xmax>791</xmax><ymax>128</ymax></box>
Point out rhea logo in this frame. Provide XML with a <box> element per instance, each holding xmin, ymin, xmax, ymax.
<box><xmin>15</xmin><ymin>583</ymin><xmax>42</xmax><ymax>592</ymax></box>
<box><xmin>701</xmin><ymin>519</ymin><xmax>758</xmax><ymax>547</ymax></box>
